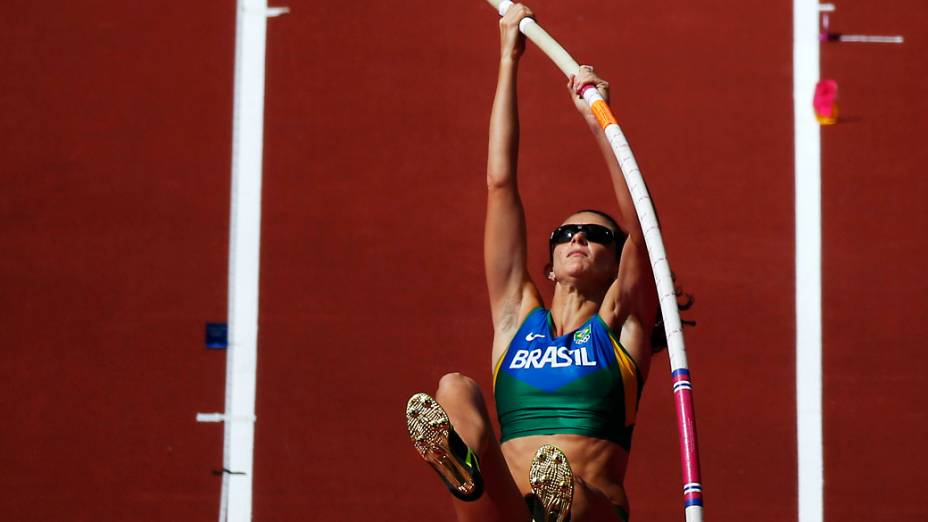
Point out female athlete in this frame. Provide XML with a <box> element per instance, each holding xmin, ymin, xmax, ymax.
<box><xmin>406</xmin><ymin>4</ymin><xmax>664</xmax><ymax>521</ymax></box>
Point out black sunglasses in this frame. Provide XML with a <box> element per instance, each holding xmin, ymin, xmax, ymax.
<box><xmin>549</xmin><ymin>223</ymin><xmax>616</xmax><ymax>247</ymax></box>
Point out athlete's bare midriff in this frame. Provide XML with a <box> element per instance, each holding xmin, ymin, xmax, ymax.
<box><xmin>501</xmin><ymin>433</ymin><xmax>630</xmax><ymax>514</ymax></box>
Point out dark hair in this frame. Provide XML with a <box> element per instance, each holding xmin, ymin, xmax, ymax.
<box><xmin>650</xmin><ymin>272</ymin><xmax>696</xmax><ymax>353</ymax></box>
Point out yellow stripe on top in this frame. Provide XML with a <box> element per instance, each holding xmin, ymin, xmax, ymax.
<box><xmin>608</xmin><ymin>334</ymin><xmax>639</xmax><ymax>427</ymax></box>
<box><xmin>492</xmin><ymin>345</ymin><xmax>509</xmax><ymax>393</ymax></box>
<box><xmin>591</xmin><ymin>99</ymin><xmax>617</xmax><ymax>130</ymax></box>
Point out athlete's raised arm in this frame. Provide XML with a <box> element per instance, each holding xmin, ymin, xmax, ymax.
<box><xmin>485</xmin><ymin>3</ymin><xmax>542</xmax><ymax>334</ymax></box>
<box><xmin>568</xmin><ymin>68</ymin><xmax>658</xmax><ymax>373</ymax></box>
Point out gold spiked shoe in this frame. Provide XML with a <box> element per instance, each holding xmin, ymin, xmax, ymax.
<box><xmin>406</xmin><ymin>392</ymin><xmax>483</xmax><ymax>501</ymax></box>
<box><xmin>529</xmin><ymin>444</ymin><xmax>574</xmax><ymax>522</ymax></box>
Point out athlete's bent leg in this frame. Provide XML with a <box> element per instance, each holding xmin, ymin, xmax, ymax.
<box><xmin>432</xmin><ymin>372</ymin><xmax>528</xmax><ymax>522</ymax></box>
<box><xmin>570</xmin><ymin>476</ymin><xmax>629</xmax><ymax>521</ymax></box>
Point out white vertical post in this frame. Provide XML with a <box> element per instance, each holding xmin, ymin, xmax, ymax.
<box><xmin>794</xmin><ymin>2</ymin><xmax>823</xmax><ymax>522</ymax></box>
<box><xmin>221</xmin><ymin>0</ymin><xmax>273</xmax><ymax>520</ymax></box>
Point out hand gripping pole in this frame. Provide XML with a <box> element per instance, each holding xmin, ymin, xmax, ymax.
<box><xmin>489</xmin><ymin>2</ymin><xmax>704</xmax><ymax>520</ymax></box>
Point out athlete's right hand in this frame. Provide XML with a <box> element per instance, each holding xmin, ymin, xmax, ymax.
<box><xmin>568</xmin><ymin>65</ymin><xmax>611</xmax><ymax>128</ymax></box>
<box><xmin>499</xmin><ymin>3</ymin><xmax>533</xmax><ymax>61</ymax></box>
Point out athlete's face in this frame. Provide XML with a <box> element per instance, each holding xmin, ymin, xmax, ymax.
<box><xmin>550</xmin><ymin>212</ymin><xmax>620</xmax><ymax>285</ymax></box>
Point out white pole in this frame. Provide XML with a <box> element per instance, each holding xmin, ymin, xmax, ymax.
<box><xmin>794</xmin><ymin>1</ymin><xmax>823</xmax><ymax>522</ymax></box>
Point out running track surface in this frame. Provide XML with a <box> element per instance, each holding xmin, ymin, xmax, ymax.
<box><xmin>1</xmin><ymin>1</ymin><xmax>925</xmax><ymax>520</ymax></box>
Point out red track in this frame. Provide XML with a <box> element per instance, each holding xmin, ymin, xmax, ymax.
<box><xmin>1</xmin><ymin>1</ymin><xmax>925</xmax><ymax>520</ymax></box>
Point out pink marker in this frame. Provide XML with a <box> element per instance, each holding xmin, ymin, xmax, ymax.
<box><xmin>813</xmin><ymin>79</ymin><xmax>839</xmax><ymax>125</ymax></box>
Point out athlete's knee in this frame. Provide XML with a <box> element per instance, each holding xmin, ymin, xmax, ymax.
<box><xmin>436</xmin><ymin>372</ymin><xmax>481</xmax><ymax>400</ymax></box>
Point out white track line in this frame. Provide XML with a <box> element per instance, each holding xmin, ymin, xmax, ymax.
<box><xmin>794</xmin><ymin>1</ymin><xmax>823</xmax><ymax>522</ymax></box>
<box><xmin>221</xmin><ymin>1</ymin><xmax>276</xmax><ymax>521</ymax></box>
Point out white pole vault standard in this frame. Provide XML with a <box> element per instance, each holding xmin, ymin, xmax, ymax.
<box><xmin>794</xmin><ymin>2</ymin><xmax>823</xmax><ymax>521</ymax></box>
<box><xmin>217</xmin><ymin>2</ymin><xmax>287</xmax><ymax>522</ymax></box>
<box><xmin>489</xmin><ymin>2</ymin><xmax>704</xmax><ymax>520</ymax></box>
<box><xmin>822</xmin><ymin>34</ymin><xmax>903</xmax><ymax>44</ymax></box>
<box><xmin>819</xmin><ymin>3</ymin><xmax>904</xmax><ymax>44</ymax></box>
